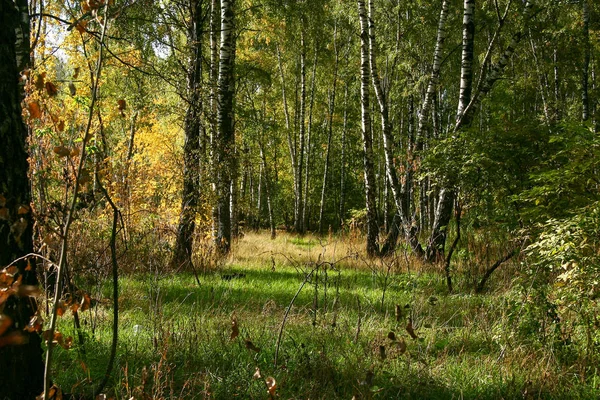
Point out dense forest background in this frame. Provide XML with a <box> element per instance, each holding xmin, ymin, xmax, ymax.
<box><xmin>1</xmin><ymin>0</ymin><xmax>600</xmax><ymax>398</ymax></box>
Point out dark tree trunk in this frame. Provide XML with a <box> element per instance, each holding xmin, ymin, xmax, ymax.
<box><xmin>0</xmin><ymin>0</ymin><xmax>44</xmax><ymax>397</ymax></box>
<box><xmin>171</xmin><ymin>0</ymin><xmax>204</xmax><ymax>269</ymax></box>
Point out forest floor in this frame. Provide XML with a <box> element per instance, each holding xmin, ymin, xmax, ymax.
<box><xmin>52</xmin><ymin>231</ymin><xmax>600</xmax><ymax>399</ymax></box>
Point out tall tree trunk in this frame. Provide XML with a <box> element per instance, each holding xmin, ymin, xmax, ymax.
<box><xmin>171</xmin><ymin>0</ymin><xmax>204</xmax><ymax>269</ymax></box>
<box><xmin>259</xmin><ymin>141</ymin><xmax>276</xmax><ymax>239</ymax></box>
<box><xmin>358</xmin><ymin>0</ymin><xmax>379</xmax><ymax>257</ymax></box>
<box><xmin>294</xmin><ymin>29</ymin><xmax>307</xmax><ymax>233</ymax></box>
<box><xmin>0</xmin><ymin>0</ymin><xmax>44</xmax><ymax>397</ymax></box>
<box><xmin>319</xmin><ymin>25</ymin><xmax>338</xmax><ymax>234</ymax></box>
<box><xmin>209</xmin><ymin>0</ymin><xmax>220</xmax><ymax>241</ymax></box>
<box><xmin>339</xmin><ymin>83</ymin><xmax>348</xmax><ymax>228</ymax></box>
<box><xmin>303</xmin><ymin>46</ymin><xmax>317</xmax><ymax>231</ymax></box>
<box><xmin>582</xmin><ymin>0</ymin><xmax>590</xmax><ymax>122</ymax></box>
<box><xmin>215</xmin><ymin>0</ymin><xmax>236</xmax><ymax>254</ymax></box>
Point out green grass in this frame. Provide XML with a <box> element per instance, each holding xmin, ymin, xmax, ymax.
<box><xmin>50</xmin><ymin>233</ymin><xmax>600</xmax><ymax>399</ymax></box>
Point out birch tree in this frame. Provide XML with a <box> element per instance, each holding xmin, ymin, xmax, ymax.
<box><xmin>214</xmin><ymin>0</ymin><xmax>236</xmax><ymax>254</ymax></box>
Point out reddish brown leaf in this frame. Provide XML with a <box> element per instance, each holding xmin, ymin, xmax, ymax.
<box><xmin>0</xmin><ymin>207</ymin><xmax>8</xmax><ymax>220</ymax></box>
<box><xmin>45</xmin><ymin>81</ymin><xmax>58</xmax><ymax>96</ymax></box>
<box><xmin>25</xmin><ymin>314</ymin><xmax>43</xmax><ymax>333</ymax></box>
<box><xmin>57</xmin><ymin>120</ymin><xmax>65</xmax><ymax>132</ymax></box>
<box><xmin>75</xmin><ymin>20</ymin><xmax>88</xmax><ymax>33</ymax></box>
<box><xmin>117</xmin><ymin>99</ymin><xmax>126</xmax><ymax>111</ymax></box>
<box><xmin>28</xmin><ymin>102</ymin><xmax>42</xmax><ymax>119</ymax></box>
<box><xmin>387</xmin><ymin>331</ymin><xmax>396</xmax><ymax>341</ymax></box>
<box><xmin>80</xmin><ymin>292</ymin><xmax>92</xmax><ymax>312</ymax></box>
<box><xmin>53</xmin><ymin>146</ymin><xmax>70</xmax><ymax>158</ymax></box>
<box><xmin>56</xmin><ymin>300</ymin><xmax>67</xmax><ymax>317</ymax></box>
<box><xmin>35</xmin><ymin>72</ymin><xmax>46</xmax><ymax>91</ymax></box>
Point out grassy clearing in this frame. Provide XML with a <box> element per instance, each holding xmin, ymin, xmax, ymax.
<box><xmin>52</xmin><ymin>232</ymin><xmax>600</xmax><ymax>399</ymax></box>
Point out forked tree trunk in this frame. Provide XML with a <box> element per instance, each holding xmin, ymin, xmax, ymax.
<box><xmin>427</xmin><ymin>0</ymin><xmax>535</xmax><ymax>262</ymax></box>
<box><xmin>358</xmin><ymin>0</ymin><xmax>379</xmax><ymax>257</ymax></box>
<box><xmin>426</xmin><ymin>0</ymin><xmax>475</xmax><ymax>261</ymax></box>
<box><xmin>171</xmin><ymin>0</ymin><xmax>204</xmax><ymax>269</ymax></box>
<box><xmin>215</xmin><ymin>0</ymin><xmax>236</xmax><ymax>254</ymax></box>
<box><xmin>367</xmin><ymin>0</ymin><xmax>422</xmax><ymax>257</ymax></box>
<box><xmin>0</xmin><ymin>0</ymin><xmax>44</xmax><ymax>397</ymax></box>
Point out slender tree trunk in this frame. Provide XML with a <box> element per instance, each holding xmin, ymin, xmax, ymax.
<box><xmin>259</xmin><ymin>141</ymin><xmax>276</xmax><ymax>239</ymax></box>
<box><xmin>210</xmin><ymin>0</ymin><xmax>220</xmax><ymax>240</ymax></box>
<box><xmin>358</xmin><ymin>0</ymin><xmax>379</xmax><ymax>257</ymax></box>
<box><xmin>294</xmin><ymin>29</ymin><xmax>307</xmax><ymax>233</ymax></box>
<box><xmin>319</xmin><ymin>26</ymin><xmax>338</xmax><ymax>234</ymax></box>
<box><xmin>415</xmin><ymin>0</ymin><xmax>450</xmax><ymax>147</ymax></box>
<box><xmin>339</xmin><ymin>83</ymin><xmax>348</xmax><ymax>228</ymax></box>
<box><xmin>303</xmin><ymin>46</ymin><xmax>317</xmax><ymax>231</ymax></box>
<box><xmin>171</xmin><ymin>0</ymin><xmax>204</xmax><ymax>269</ymax></box>
<box><xmin>582</xmin><ymin>0</ymin><xmax>590</xmax><ymax>121</ymax></box>
<box><xmin>215</xmin><ymin>0</ymin><xmax>236</xmax><ymax>254</ymax></box>
<box><xmin>0</xmin><ymin>1</ymin><xmax>44</xmax><ymax>397</ymax></box>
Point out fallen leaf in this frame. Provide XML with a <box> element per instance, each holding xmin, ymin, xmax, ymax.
<box><xmin>230</xmin><ymin>315</ymin><xmax>239</xmax><ymax>340</ymax></box>
<box><xmin>57</xmin><ymin>120</ymin><xmax>65</xmax><ymax>132</ymax></box>
<box><xmin>117</xmin><ymin>99</ymin><xmax>126</xmax><ymax>111</ymax></box>
<box><xmin>244</xmin><ymin>339</ymin><xmax>260</xmax><ymax>352</ymax></box>
<box><xmin>252</xmin><ymin>367</ymin><xmax>262</xmax><ymax>380</ymax></box>
<box><xmin>406</xmin><ymin>318</ymin><xmax>418</xmax><ymax>340</ymax></box>
<box><xmin>379</xmin><ymin>345</ymin><xmax>386</xmax><ymax>360</ymax></box>
<box><xmin>265</xmin><ymin>376</ymin><xmax>276</xmax><ymax>396</ymax></box>
<box><xmin>398</xmin><ymin>338</ymin><xmax>407</xmax><ymax>354</ymax></box>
